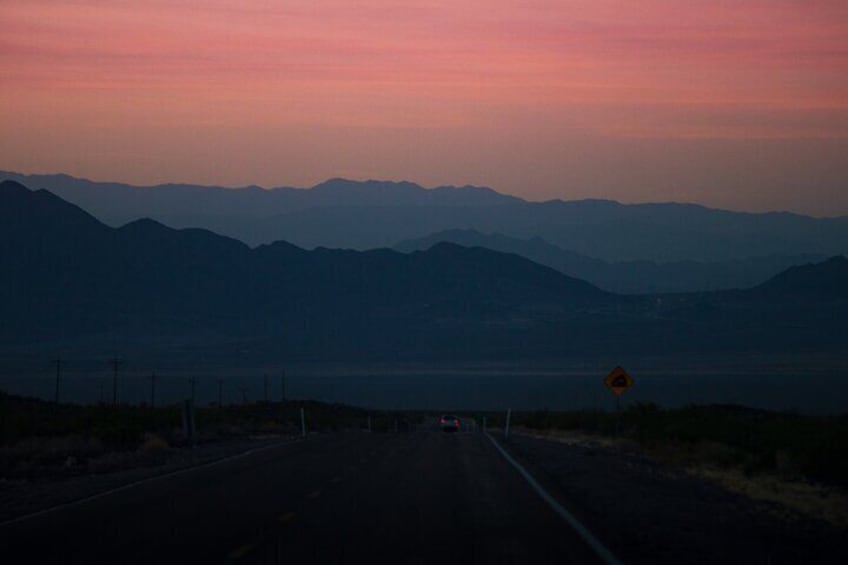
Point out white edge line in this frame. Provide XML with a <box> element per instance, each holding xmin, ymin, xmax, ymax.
<box><xmin>0</xmin><ymin>437</ymin><xmax>298</xmax><ymax>528</ymax></box>
<box><xmin>485</xmin><ymin>431</ymin><xmax>624</xmax><ymax>565</ymax></box>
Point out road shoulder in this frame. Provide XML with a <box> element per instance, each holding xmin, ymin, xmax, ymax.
<box><xmin>496</xmin><ymin>430</ymin><xmax>846</xmax><ymax>564</ymax></box>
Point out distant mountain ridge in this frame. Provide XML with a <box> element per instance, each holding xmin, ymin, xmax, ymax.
<box><xmin>394</xmin><ymin>229</ymin><xmax>826</xmax><ymax>293</ymax></box>
<box><xmin>0</xmin><ymin>180</ymin><xmax>608</xmax><ymax>362</ymax></box>
<box><xmin>752</xmin><ymin>255</ymin><xmax>848</xmax><ymax>300</ymax></box>
<box><xmin>0</xmin><ymin>171</ymin><xmax>518</xmax><ymax>220</ymax></box>
<box><xmin>1</xmin><ymin>179</ymin><xmax>847</xmax><ymax>365</ymax></box>
<box><xmin>3</xmin><ymin>171</ymin><xmax>847</xmax><ymax>263</ymax></box>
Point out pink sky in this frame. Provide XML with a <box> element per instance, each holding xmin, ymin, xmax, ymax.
<box><xmin>2</xmin><ymin>0</ymin><xmax>847</xmax><ymax>214</ymax></box>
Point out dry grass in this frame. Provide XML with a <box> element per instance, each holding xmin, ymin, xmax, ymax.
<box><xmin>690</xmin><ymin>466</ymin><xmax>848</xmax><ymax>530</ymax></box>
<box><xmin>517</xmin><ymin>427</ymin><xmax>633</xmax><ymax>450</ymax></box>
<box><xmin>139</xmin><ymin>433</ymin><xmax>169</xmax><ymax>453</ymax></box>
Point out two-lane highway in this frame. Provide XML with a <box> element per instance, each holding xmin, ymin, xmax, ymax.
<box><xmin>1</xmin><ymin>428</ymin><xmax>606</xmax><ymax>564</ymax></box>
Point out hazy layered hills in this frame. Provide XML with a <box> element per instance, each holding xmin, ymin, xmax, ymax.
<box><xmin>1</xmin><ymin>180</ymin><xmax>846</xmax><ymax>364</ymax></box>
<box><xmin>4</xmin><ymin>171</ymin><xmax>847</xmax><ymax>263</ymax></box>
<box><xmin>0</xmin><ymin>180</ymin><xmax>607</xmax><ymax>362</ymax></box>
<box><xmin>395</xmin><ymin>229</ymin><xmax>825</xmax><ymax>294</ymax></box>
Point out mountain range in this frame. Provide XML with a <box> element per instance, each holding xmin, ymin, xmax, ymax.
<box><xmin>3</xmin><ymin>171</ymin><xmax>847</xmax><ymax>265</ymax></box>
<box><xmin>2</xmin><ymin>179</ymin><xmax>846</xmax><ymax>366</ymax></box>
<box><xmin>394</xmin><ymin>230</ymin><xmax>825</xmax><ymax>294</ymax></box>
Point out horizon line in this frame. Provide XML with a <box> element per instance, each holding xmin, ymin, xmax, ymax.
<box><xmin>1</xmin><ymin>168</ymin><xmax>844</xmax><ymax>220</ymax></box>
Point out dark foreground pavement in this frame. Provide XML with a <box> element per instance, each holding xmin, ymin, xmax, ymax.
<box><xmin>0</xmin><ymin>430</ymin><xmax>603</xmax><ymax>564</ymax></box>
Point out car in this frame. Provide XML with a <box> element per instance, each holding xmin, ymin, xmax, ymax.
<box><xmin>439</xmin><ymin>414</ymin><xmax>460</xmax><ymax>432</ymax></box>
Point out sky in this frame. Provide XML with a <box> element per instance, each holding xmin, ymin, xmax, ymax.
<box><xmin>2</xmin><ymin>0</ymin><xmax>847</xmax><ymax>215</ymax></box>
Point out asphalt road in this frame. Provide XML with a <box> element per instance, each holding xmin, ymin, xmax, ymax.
<box><xmin>1</xmin><ymin>428</ymin><xmax>604</xmax><ymax>564</ymax></box>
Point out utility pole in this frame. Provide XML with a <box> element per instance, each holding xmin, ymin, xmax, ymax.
<box><xmin>52</xmin><ymin>357</ymin><xmax>63</xmax><ymax>404</ymax></box>
<box><xmin>217</xmin><ymin>378</ymin><xmax>223</xmax><ymax>408</ymax></box>
<box><xmin>189</xmin><ymin>376</ymin><xmax>196</xmax><ymax>404</ymax></box>
<box><xmin>150</xmin><ymin>372</ymin><xmax>156</xmax><ymax>408</ymax></box>
<box><xmin>110</xmin><ymin>358</ymin><xmax>123</xmax><ymax>406</ymax></box>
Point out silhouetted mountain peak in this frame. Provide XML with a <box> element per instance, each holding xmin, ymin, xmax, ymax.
<box><xmin>312</xmin><ymin>178</ymin><xmax>419</xmax><ymax>192</ymax></box>
<box><xmin>254</xmin><ymin>239</ymin><xmax>307</xmax><ymax>257</ymax></box>
<box><xmin>752</xmin><ymin>255</ymin><xmax>848</xmax><ymax>299</ymax></box>
<box><xmin>547</xmin><ymin>198</ymin><xmax>622</xmax><ymax>210</ymax></box>
<box><xmin>0</xmin><ymin>179</ymin><xmax>31</xmax><ymax>197</ymax></box>
<box><xmin>305</xmin><ymin>178</ymin><xmax>519</xmax><ymax>208</ymax></box>
<box><xmin>424</xmin><ymin>241</ymin><xmax>467</xmax><ymax>254</ymax></box>
<box><xmin>120</xmin><ymin>217</ymin><xmax>170</xmax><ymax>231</ymax></box>
<box><xmin>0</xmin><ymin>182</ymin><xmax>105</xmax><ymax>234</ymax></box>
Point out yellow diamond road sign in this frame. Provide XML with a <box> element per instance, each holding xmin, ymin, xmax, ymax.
<box><xmin>604</xmin><ymin>366</ymin><xmax>634</xmax><ymax>396</ymax></box>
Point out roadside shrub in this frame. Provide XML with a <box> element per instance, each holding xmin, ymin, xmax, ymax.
<box><xmin>139</xmin><ymin>432</ymin><xmax>169</xmax><ymax>453</ymax></box>
<box><xmin>510</xmin><ymin>402</ymin><xmax>848</xmax><ymax>486</ymax></box>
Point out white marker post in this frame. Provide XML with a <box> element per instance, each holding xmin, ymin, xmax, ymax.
<box><xmin>504</xmin><ymin>409</ymin><xmax>512</xmax><ymax>441</ymax></box>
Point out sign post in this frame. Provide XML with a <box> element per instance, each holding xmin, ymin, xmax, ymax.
<box><xmin>604</xmin><ymin>366</ymin><xmax>634</xmax><ymax>436</ymax></box>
